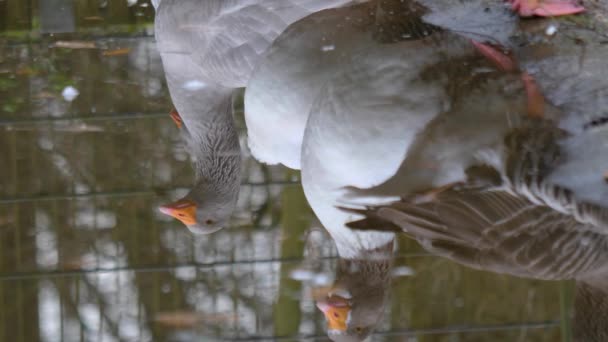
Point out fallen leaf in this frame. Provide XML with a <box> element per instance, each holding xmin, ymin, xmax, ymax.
<box><xmin>16</xmin><ymin>67</ymin><xmax>37</xmax><ymax>76</ymax></box>
<box><xmin>61</xmin><ymin>257</ymin><xmax>95</xmax><ymax>270</ymax></box>
<box><xmin>53</xmin><ymin>41</ymin><xmax>97</xmax><ymax>49</ymax></box>
<box><xmin>84</xmin><ymin>16</ymin><xmax>104</xmax><ymax>21</ymax></box>
<box><xmin>35</xmin><ymin>91</ymin><xmax>56</xmax><ymax>99</ymax></box>
<box><xmin>201</xmin><ymin>312</ymin><xmax>238</xmax><ymax>324</ymax></box>
<box><xmin>154</xmin><ymin>311</ymin><xmax>237</xmax><ymax>328</ymax></box>
<box><xmin>0</xmin><ymin>216</ymin><xmax>15</xmax><ymax>226</ymax></box>
<box><xmin>102</xmin><ymin>48</ymin><xmax>131</xmax><ymax>56</ymax></box>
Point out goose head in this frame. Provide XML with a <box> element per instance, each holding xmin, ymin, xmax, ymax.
<box><xmin>159</xmin><ymin>182</ymin><xmax>239</xmax><ymax>235</ymax></box>
<box><xmin>157</xmin><ymin>92</ymin><xmax>242</xmax><ymax>235</ymax></box>
<box><xmin>158</xmin><ymin>109</ymin><xmax>242</xmax><ymax>234</ymax></box>
<box><xmin>315</xmin><ymin>242</ymin><xmax>393</xmax><ymax>341</ymax></box>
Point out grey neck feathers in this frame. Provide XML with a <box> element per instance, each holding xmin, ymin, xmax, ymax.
<box><xmin>176</xmin><ymin>89</ymin><xmax>242</xmax><ymax>200</ymax></box>
<box><xmin>190</xmin><ymin>122</ymin><xmax>241</xmax><ymax>199</ymax></box>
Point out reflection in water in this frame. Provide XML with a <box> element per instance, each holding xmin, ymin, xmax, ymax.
<box><xmin>291</xmin><ymin>229</ymin><xmax>394</xmax><ymax>341</ymax></box>
<box><xmin>315</xmin><ymin>242</ymin><xmax>393</xmax><ymax>341</ymax></box>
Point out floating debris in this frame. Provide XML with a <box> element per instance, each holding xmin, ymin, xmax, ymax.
<box><xmin>127</xmin><ymin>0</ymin><xmax>137</xmax><ymax>6</ymax></box>
<box><xmin>61</xmin><ymin>86</ymin><xmax>79</xmax><ymax>102</ymax></box>
<box><xmin>321</xmin><ymin>44</ymin><xmax>335</xmax><ymax>52</ymax></box>
<box><xmin>53</xmin><ymin>41</ymin><xmax>96</xmax><ymax>49</ymax></box>
<box><xmin>290</xmin><ymin>268</ymin><xmax>315</xmax><ymax>281</ymax></box>
<box><xmin>102</xmin><ymin>48</ymin><xmax>131</xmax><ymax>56</ymax></box>
<box><xmin>84</xmin><ymin>16</ymin><xmax>104</xmax><ymax>21</ymax></box>
<box><xmin>0</xmin><ymin>215</ymin><xmax>14</xmax><ymax>226</ymax></box>
<box><xmin>15</xmin><ymin>67</ymin><xmax>37</xmax><ymax>76</ymax></box>
<box><xmin>35</xmin><ymin>91</ymin><xmax>56</xmax><ymax>99</ymax></box>
<box><xmin>391</xmin><ymin>266</ymin><xmax>415</xmax><ymax>277</ymax></box>
<box><xmin>545</xmin><ymin>24</ymin><xmax>558</xmax><ymax>36</ymax></box>
<box><xmin>154</xmin><ymin>311</ymin><xmax>237</xmax><ymax>328</ymax></box>
<box><xmin>38</xmin><ymin>137</ymin><xmax>54</xmax><ymax>150</ymax></box>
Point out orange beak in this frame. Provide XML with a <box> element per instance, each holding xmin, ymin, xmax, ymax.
<box><xmin>316</xmin><ymin>294</ymin><xmax>352</xmax><ymax>332</ymax></box>
<box><xmin>159</xmin><ymin>199</ymin><xmax>197</xmax><ymax>225</ymax></box>
<box><xmin>169</xmin><ymin>108</ymin><xmax>183</xmax><ymax>129</ymax></box>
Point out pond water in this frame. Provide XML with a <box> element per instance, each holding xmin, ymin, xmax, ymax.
<box><xmin>3</xmin><ymin>0</ymin><xmax>608</xmax><ymax>341</ymax></box>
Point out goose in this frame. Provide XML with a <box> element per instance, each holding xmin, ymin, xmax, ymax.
<box><xmin>152</xmin><ymin>0</ymin><xmax>360</xmax><ymax>233</ymax></box>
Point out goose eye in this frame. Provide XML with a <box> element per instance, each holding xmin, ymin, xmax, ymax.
<box><xmin>205</xmin><ymin>219</ymin><xmax>215</xmax><ymax>225</ymax></box>
<box><xmin>355</xmin><ymin>327</ymin><xmax>363</xmax><ymax>333</ymax></box>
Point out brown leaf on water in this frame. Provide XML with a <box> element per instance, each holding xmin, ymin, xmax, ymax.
<box><xmin>205</xmin><ymin>312</ymin><xmax>238</xmax><ymax>324</ymax></box>
<box><xmin>15</xmin><ymin>67</ymin><xmax>37</xmax><ymax>76</ymax></box>
<box><xmin>84</xmin><ymin>16</ymin><xmax>104</xmax><ymax>21</ymax></box>
<box><xmin>0</xmin><ymin>215</ymin><xmax>15</xmax><ymax>226</ymax></box>
<box><xmin>154</xmin><ymin>311</ymin><xmax>201</xmax><ymax>328</ymax></box>
<box><xmin>102</xmin><ymin>48</ymin><xmax>131</xmax><ymax>57</ymax></box>
<box><xmin>154</xmin><ymin>311</ymin><xmax>238</xmax><ymax>328</ymax></box>
<box><xmin>60</xmin><ymin>257</ymin><xmax>94</xmax><ymax>270</ymax></box>
<box><xmin>53</xmin><ymin>41</ymin><xmax>97</xmax><ymax>49</ymax></box>
<box><xmin>35</xmin><ymin>91</ymin><xmax>56</xmax><ymax>99</ymax></box>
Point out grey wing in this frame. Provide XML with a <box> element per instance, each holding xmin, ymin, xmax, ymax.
<box><xmin>378</xmin><ymin>188</ymin><xmax>608</xmax><ymax>280</ymax></box>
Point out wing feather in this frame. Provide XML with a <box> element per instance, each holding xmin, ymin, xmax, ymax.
<box><xmin>376</xmin><ymin>187</ymin><xmax>608</xmax><ymax>280</ymax></box>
